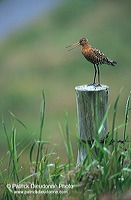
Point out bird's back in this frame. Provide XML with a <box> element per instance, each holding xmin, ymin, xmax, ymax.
<box><xmin>81</xmin><ymin>45</ymin><xmax>117</xmax><ymax>66</ymax></box>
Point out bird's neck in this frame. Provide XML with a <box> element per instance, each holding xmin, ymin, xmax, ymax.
<box><xmin>81</xmin><ymin>44</ymin><xmax>90</xmax><ymax>50</ymax></box>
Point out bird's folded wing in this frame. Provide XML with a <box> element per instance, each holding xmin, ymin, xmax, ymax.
<box><xmin>91</xmin><ymin>46</ymin><xmax>106</xmax><ymax>59</ymax></box>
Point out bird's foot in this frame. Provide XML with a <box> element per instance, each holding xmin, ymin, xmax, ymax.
<box><xmin>95</xmin><ymin>83</ymin><xmax>102</xmax><ymax>87</ymax></box>
<box><xmin>87</xmin><ymin>83</ymin><xmax>97</xmax><ymax>86</ymax></box>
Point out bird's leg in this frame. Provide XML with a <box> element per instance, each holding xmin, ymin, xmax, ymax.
<box><xmin>93</xmin><ymin>64</ymin><xmax>97</xmax><ymax>84</ymax></box>
<box><xmin>87</xmin><ymin>64</ymin><xmax>97</xmax><ymax>86</ymax></box>
<box><xmin>96</xmin><ymin>65</ymin><xmax>101</xmax><ymax>87</ymax></box>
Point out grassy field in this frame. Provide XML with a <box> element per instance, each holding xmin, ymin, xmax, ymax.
<box><xmin>0</xmin><ymin>0</ymin><xmax>131</xmax><ymax>186</ymax></box>
<box><xmin>0</xmin><ymin>90</ymin><xmax>130</xmax><ymax>199</ymax></box>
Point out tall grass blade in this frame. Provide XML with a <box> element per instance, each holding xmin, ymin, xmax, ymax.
<box><xmin>40</xmin><ymin>89</ymin><xmax>45</xmax><ymax>137</ymax></box>
<box><xmin>65</xmin><ymin>113</ymin><xmax>75</xmax><ymax>165</ymax></box>
<box><xmin>0</xmin><ymin>170</ymin><xmax>6</xmax><ymax>184</ymax></box>
<box><xmin>58</xmin><ymin>122</ymin><xmax>69</xmax><ymax>158</ymax></box>
<box><xmin>30</xmin><ymin>142</ymin><xmax>36</xmax><ymax>164</ymax></box>
<box><xmin>12</xmin><ymin>128</ymin><xmax>19</xmax><ymax>182</ymax></box>
<box><xmin>111</xmin><ymin>88</ymin><xmax>123</xmax><ymax>140</ymax></box>
<box><xmin>9</xmin><ymin>111</ymin><xmax>27</xmax><ymax>129</ymax></box>
<box><xmin>2</xmin><ymin>116</ymin><xmax>11</xmax><ymax>151</ymax></box>
<box><xmin>17</xmin><ymin>142</ymin><xmax>31</xmax><ymax>161</ymax></box>
<box><xmin>98</xmin><ymin>105</ymin><xmax>110</xmax><ymax>135</ymax></box>
<box><xmin>123</xmin><ymin>91</ymin><xmax>131</xmax><ymax>141</ymax></box>
<box><xmin>35</xmin><ymin>89</ymin><xmax>45</xmax><ymax>181</ymax></box>
<box><xmin>0</xmin><ymin>152</ymin><xmax>9</xmax><ymax>164</ymax></box>
<box><xmin>18</xmin><ymin>173</ymin><xmax>37</xmax><ymax>184</ymax></box>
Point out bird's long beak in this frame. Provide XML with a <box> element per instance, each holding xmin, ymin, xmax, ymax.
<box><xmin>66</xmin><ymin>42</ymin><xmax>80</xmax><ymax>51</ymax></box>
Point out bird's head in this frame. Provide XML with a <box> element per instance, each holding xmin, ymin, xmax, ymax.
<box><xmin>79</xmin><ymin>38</ymin><xmax>88</xmax><ymax>46</ymax></box>
<box><xmin>66</xmin><ymin>38</ymin><xmax>88</xmax><ymax>51</ymax></box>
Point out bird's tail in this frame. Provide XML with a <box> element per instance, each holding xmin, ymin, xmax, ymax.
<box><xmin>107</xmin><ymin>58</ymin><xmax>117</xmax><ymax>66</ymax></box>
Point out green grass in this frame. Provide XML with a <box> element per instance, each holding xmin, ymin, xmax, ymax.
<box><xmin>0</xmin><ymin>0</ymin><xmax>131</xmax><ymax>147</ymax></box>
<box><xmin>0</xmin><ymin>91</ymin><xmax>130</xmax><ymax>200</ymax></box>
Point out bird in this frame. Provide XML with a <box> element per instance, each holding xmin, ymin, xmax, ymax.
<box><xmin>66</xmin><ymin>38</ymin><xmax>117</xmax><ymax>86</ymax></box>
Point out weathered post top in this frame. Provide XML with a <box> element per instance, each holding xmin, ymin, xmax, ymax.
<box><xmin>75</xmin><ymin>84</ymin><xmax>109</xmax><ymax>92</ymax></box>
<box><xmin>75</xmin><ymin>84</ymin><xmax>109</xmax><ymax>163</ymax></box>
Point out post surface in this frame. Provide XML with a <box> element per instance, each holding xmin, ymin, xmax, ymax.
<box><xmin>75</xmin><ymin>84</ymin><xmax>109</xmax><ymax>163</ymax></box>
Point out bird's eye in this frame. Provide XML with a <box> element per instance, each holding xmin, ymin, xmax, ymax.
<box><xmin>79</xmin><ymin>39</ymin><xmax>84</xmax><ymax>43</ymax></box>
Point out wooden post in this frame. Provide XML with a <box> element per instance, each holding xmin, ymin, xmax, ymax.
<box><xmin>75</xmin><ymin>84</ymin><xmax>109</xmax><ymax>164</ymax></box>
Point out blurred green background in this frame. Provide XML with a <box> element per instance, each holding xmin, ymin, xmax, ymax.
<box><xmin>0</xmin><ymin>0</ymin><xmax>131</xmax><ymax>162</ymax></box>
